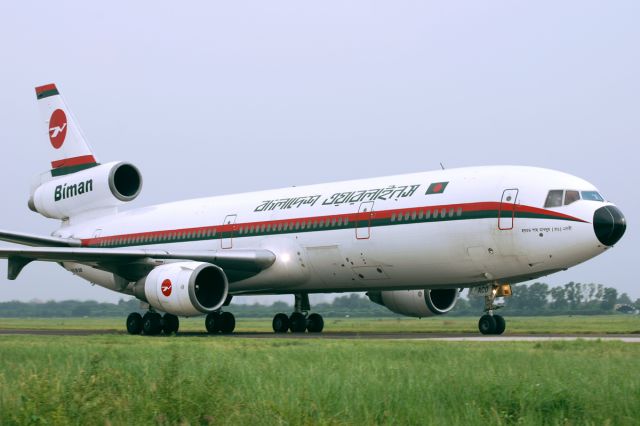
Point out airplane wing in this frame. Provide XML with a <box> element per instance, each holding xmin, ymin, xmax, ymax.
<box><xmin>0</xmin><ymin>229</ymin><xmax>81</xmax><ymax>247</ymax></box>
<box><xmin>0</xmin><ymin>247</ymin><xmax>276</xmax><ymax>281</ymax></box>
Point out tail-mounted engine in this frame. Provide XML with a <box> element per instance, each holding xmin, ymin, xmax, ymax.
<box><xmin>367</xmin><ymin>289</ymin><xmax>458</xmax><ymax>318</ymax></box>
<box><xmin>132</xmin><ymin>262</ymin><xmax>229</xmax><ymax>317</ymax></box>
<box><xmin>28</xmin><ymin>161</ymin><xmax>142</xmax><ymax>220</ymax></box>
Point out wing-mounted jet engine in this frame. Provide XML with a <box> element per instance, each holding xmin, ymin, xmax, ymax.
<box><xmin>367</xmin><ymin>289</ymin><xmax>459</xmax><ymax>317</ymax></box>
<box><xmin>128</xmin><ymin>262</ymin><xmax>231</xmax><ymax>335</ymax></box>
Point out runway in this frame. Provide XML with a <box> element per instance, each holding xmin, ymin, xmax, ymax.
<box><xmin>1</xmin><ymin>328</ymin><xmax>639</xmax><ymax>342</ymax></box>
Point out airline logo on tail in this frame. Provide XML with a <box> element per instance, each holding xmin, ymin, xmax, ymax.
<box><xmin>49</xmin><ymin>109</ymin><xmax>67</xmax><ymax>148</ymax></box>
<box><xmin>35</xmin><ymin>83</ymin><xmax>100</xmax><ymax>177</ymax></box>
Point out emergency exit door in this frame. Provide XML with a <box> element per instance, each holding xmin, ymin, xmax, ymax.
<box><xmin>221</xmin><ymin>214</ymin><xmax>237</xmax><ymax>249</ymax></box>
<box><xmin>356</xmin><ymin>201</ymin><xmax>374</xmax><ymax>239</ymax></box>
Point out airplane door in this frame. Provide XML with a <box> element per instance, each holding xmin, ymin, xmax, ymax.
<box><xmin>221</xmin><ymin>214</ymin><xmax>237</xmax><ymax>249</ymax></box>
<box><xmin>498</xmin><ymin>189</ymin><xmax>519</xmax><ymax>230</ymax></box>
<box><xmin>356</xmin><ymin>201</ymin><xmax>374</xmax><ymax>240</ymax></box>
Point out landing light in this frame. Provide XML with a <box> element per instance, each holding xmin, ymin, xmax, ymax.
<box><xmin>281</xmin><ymin>253</ymin><xmax>291</xmax><ymax>264</ymax></box>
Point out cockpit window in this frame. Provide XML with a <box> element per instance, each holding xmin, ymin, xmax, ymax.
<box><xmin>581</xmin><ymin>191</ymin><xmax>604</xmax><ymax>202</ymax></box>
<box><xmin>544</xmin><ymin>190</ymin><xmax>564</xmax><ymax>208</ymax></box>
<box><xmin>564</xmin><ymin>190</ymin><xmax>580</xmax><ymax>205</ymax></box>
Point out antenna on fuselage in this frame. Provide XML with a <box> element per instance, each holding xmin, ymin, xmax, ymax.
<box><xmin>439</xmin><ymin>162</ymin><xmax>445</xmax><ymax>170</ymax></box>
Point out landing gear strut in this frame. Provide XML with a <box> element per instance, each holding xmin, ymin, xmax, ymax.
<box><xmin>272</xmin><ymin>293</ymin><xmax>324</xmax><ymax>334</ymax></box>
<box><xmin>126</xmin><ymin>310</ymin><xmax>180</xmax><ymax>335</ymax></box>
<box><xmin>474</xmin><ymin>283</ymin><xmax>511</xmax><ymax>335</ymax></box>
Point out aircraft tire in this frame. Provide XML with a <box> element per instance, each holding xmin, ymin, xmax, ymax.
<box><xmin>306</xmin><ymin>313</ymin><xmax>324</xmax><ymax>333</ymax></box>
<box><xmin>126</xmin><ymin>312</ymin><xmax>143</xmax><ymax>335</ymax></box>
<box><xmin>142</xmin><ymin>312</ymin><xmax>162</xmax><ymax>335</ymax></box>
<box><xmin>272</xmin><ymin>313</ymin><xmax>290</xmax><ymax>333</ymax></box>
<box><xmin>478</xmin><ymin>314</ymin><xmax>497</xmax><ymax>335</ymax></box>
<box><xmin>205</xmin><ymin>312</ymin><xmax>221</xmax><ymax>334</ymax></box>
<box><xmin>493</xmin><ymin>315</ymin><xmax>506</xmax><ymax>335</ymax></box>
<box><xmin>289</xmin><ymin>312</ymin><xmax>307</xmax><ymax>333</ymax></box>
<box><xmin>162</xmin><ymin>313</ymin><xmax>180</xmax><ymax>335</ymax></box>
<box><xmin>219</xmin><ymin>312</ymin><xmax>236</xmax><ymax>334</ymax></box>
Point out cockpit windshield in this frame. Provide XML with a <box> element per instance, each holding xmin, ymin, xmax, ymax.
<box><xmin>581</xmin><ymin>191</ymin><xmax>605</xmax><ymax>202</ymax></box>
<box><xmin>544</xmin><ymin>189</ymin><xmax>604</xmax><ymax>208</ymax></box>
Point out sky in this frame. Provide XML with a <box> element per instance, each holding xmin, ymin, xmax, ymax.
<box><xmin>0</xmin><ymin>1</ymin><xmax>638</xmax><ymax>304</ymax></box>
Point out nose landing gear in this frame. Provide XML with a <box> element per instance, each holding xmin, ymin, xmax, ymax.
<box><xmin>473</xmin><ymin>283</ymin><xmax>511</xmax><ymax>335</ymax></box>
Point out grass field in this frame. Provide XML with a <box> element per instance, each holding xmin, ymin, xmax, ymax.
<box><xmin>0</xmin><ymin>335</ymin><xmax>639</xmax><ymax>425</ymax></box>
<box><xmin>1</xmin><ymin>314</ymin><xmax>639</xmax><ymax>334</ymax></box>
<box><xmin>1</xmin><ymin>316</ymin><xmax>640</xmax><ymax>425</ymax></box>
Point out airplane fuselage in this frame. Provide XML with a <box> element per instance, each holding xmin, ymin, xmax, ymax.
<box><xmin>54</xmin><ymin>165</ymin><xmax>612</xmax><ymax>296</ymax></box>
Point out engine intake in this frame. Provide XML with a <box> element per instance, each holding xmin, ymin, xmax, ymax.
<box><xmin>133</xmin><ymin>262</ymin><xmax>229</xmax><ymax>317</ymax></box>
<box><xmin>368</xmin><ymin>288</ymin><xmax>458</xmax><ymax>318</ymax></box>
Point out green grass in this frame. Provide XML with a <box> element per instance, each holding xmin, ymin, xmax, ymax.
<box><xmin>1</xmin><ymin>315</ymin><xmax>639</xmax><ymax>334</ymax></box>
<box><xmin>0</xmin><ymin>335</ymin><xmax>639</xmax><ymax>425</ymax></box>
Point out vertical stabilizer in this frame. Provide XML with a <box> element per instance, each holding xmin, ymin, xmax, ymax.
<box><xmin>35</xmin><ymin>84</ymin><xmax>99</xmax><ymax>177</ymax></box>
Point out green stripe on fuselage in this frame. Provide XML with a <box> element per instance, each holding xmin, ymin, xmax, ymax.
<box><xmin>87</xmin><ymin>208</ymin><xmax>581</xmax><ymax>248</ymax></box>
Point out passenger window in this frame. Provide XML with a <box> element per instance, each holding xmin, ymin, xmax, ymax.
<box><xmin>391</xmin><ymin>213</ymin><xmax>396</xmax><ymax>222</ymax></box>
<box><xmin>564</xmin><ymin>190</ymin><xmax>580</xmax><ymax>205</ymax></box>
<box><xmin>418</xmin><ymin>211</ymin><xmax>424</xmax><ymax>220</ymax></box>
<box><xmin>457</xmin><ymin>207</ymin><xmax>463</xmax><ymax>217</ymax></box>
<box><xmin>411</xmin><ymin>211</ymin><xmax>417</xmax><ymax>220</ymax></box>
<box><xmin>544</xmin><ymin>190</ymin><xmax>564</xmax><ymax>208</ymax></box>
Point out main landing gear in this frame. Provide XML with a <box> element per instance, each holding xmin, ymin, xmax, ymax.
<box><xmin>475</xmin><ymin>283</ymin><xmax>512</xmax><ymax>335</ymax></box>
<box><xmin>126</xmin><ymin>311</ymin><xmax>180</xmax><ymax>335</ymax></box>
<box><xmin>205</xmin><ymin>311</ymin><xmax>236</xmax><ymax>334</ymax></box>
<box><xmin>272</xmin><ymin>293</ymin><xmax>324</xmax><ymax>334</ymax></box>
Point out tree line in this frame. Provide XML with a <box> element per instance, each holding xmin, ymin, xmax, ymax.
<box><xmin>0</xmin><ymin>282</ymin><xmax>637</xmax><ymax>318</ymax></box>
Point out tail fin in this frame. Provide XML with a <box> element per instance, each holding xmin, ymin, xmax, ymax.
<box><xmin>35</xmin><ymin>83</ymin><xmax>99</xmax><ymax>177</ymax></box>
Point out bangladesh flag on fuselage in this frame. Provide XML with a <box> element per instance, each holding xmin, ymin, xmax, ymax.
<box><xmin>426</xmin><ymin>182</ymin><xmax>448</xmax><ymax>194</ymax></box>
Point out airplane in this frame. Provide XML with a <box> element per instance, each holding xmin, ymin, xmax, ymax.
<box><xmin>0</xmin><ymin>83</ymin><xmax>627</xmax><ymax>336</ymax></box>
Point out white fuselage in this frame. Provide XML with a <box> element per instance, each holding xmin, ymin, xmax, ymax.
<box><xmin>54</xmin><ymin>166</ymin><xmax>612</xmax><ymax>296</ymax></box>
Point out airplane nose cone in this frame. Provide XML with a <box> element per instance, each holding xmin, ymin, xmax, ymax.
<box><xmin>593</xmin><ymin>206</ymin><xmax>626</xmax><ymax>246</ymax></box>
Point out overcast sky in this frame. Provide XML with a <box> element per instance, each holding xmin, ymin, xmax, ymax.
<box><xmin>0</xmin><ymin>1</ymin><xmax>638</xmax><ymax>304</ymax></box>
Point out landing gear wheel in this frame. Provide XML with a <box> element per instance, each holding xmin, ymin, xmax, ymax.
<box><xmin>289</xmin><ymin>312</ymin><xmax>307</xmax><ymax>333</ymax></box>
<box><xmin>272</xmin><ymin>313</ymin><xmax>290</xmax><ymax>333</ymax></box>
<box><xmin>162</xmin><ymin>313</ymin><xmax>179</xmax><ymax>334</ymax></box>
<box><xmin>205</xmin><ymin>312</ymin><xmax>221</xmax><ymax>334</ymax></box>
<box><xmin>493</xmin><ymin>315</ymin><xmax>506</xmax><ymax>335</ymax></box>
<box><xmin>478</xmin><ymin>314</ymin><xmax>497</xmax><ymax>335</ymax></box>
<box><xmin>306</xmin><ymin>313</ymin><xmax>324</xmax><ymax>333</ymax></box>
<box><xmin>219</xmin><ymin>312</ymin><xmax>236</xmax><ymax>334</ymax></box>
<box><xmin>126</xmin><ymin>312</ymin><xmax>143</xmax><ymax>335</ymax></box>
<box><xmin>142</xmin><ymin>312</ymin><xmax>162</xmax><ymax>335</ymax></box>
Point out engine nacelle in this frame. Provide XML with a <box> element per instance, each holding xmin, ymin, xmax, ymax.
<box><xmin>29</xmin><ymin>161</ymin><xmax>142</xmax><ymax>219</ymax></box>
<box><xmin>133</xmin><ymin>262</ymin><xmax>229</xmax><ymax>317</ymax></box>
<box><xmin>368</xmin><ymin>289</ymin><xmax>458</xmax><ymax>317</ymax></box>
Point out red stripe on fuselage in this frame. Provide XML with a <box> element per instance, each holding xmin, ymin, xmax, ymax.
<box><xmin>79</xmin><ymin>202</ymin><xmax>588</xmax><ymax>247</ymax></box>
